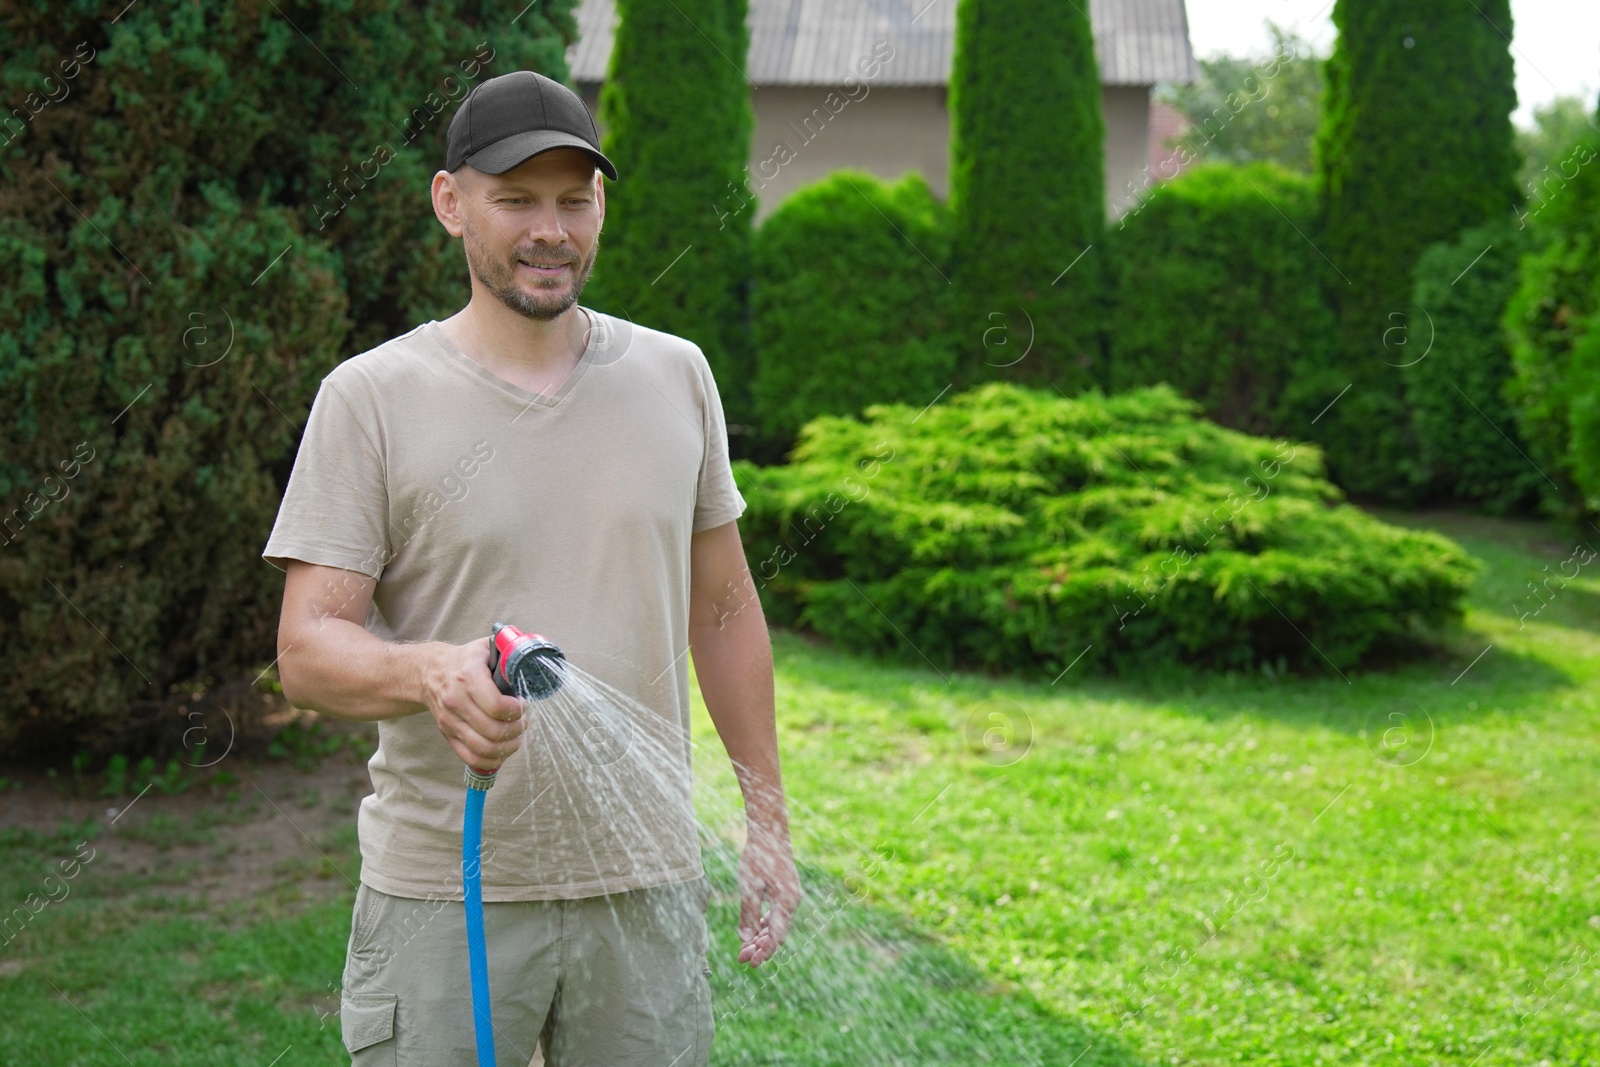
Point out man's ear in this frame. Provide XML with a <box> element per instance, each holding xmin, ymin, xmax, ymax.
<box><xmin>432</xmin><ymin>169</ymin><xmax>470</xmax><ymax>238</ymax></box>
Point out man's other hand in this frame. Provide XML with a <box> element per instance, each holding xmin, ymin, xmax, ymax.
<box><xmin>737</xmin><ymin>825</ymin><xmax>802</xmax><ymax>966</ymax></box>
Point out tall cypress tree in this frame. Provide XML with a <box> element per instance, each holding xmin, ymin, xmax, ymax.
<box><xmin>1313</xmin><ymin>0</ymin><xmax>1519</xmax><ymax>499</ymax></box>
<box><xmin>588</xmin><ymin>0</ymin><xmax>754</xmax><ymax>427</ymax></box>
<box><xmin>947</xmin><ymin>0</ymin><xmax>1107</xmax><ymax>392</ymax></box>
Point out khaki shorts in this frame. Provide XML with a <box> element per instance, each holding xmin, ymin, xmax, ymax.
<box><xmin>339</xmin><ymin>876</ymin><xmax>714</xmax><ymax>1067</ymax></box>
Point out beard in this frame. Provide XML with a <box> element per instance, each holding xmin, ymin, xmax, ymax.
<box><xmin>462</xmin><ymin>214</ymin><xmax>598</xmax><ymax>322</ymax></box>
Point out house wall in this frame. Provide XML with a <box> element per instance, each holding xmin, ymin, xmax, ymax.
<box><xmin>578</xmin><ymin>83</ymin><xmax>1154</xmax><ymax>222</ymax></box>
<box><xmin>1101</xmin><ymin>85</ymin><xmax>1153</xmax><ymax>220</ymax></box>
<box><xmin>745</xmin><ymin>85</ymin><xmax>950</xmax><ymax>220</ymax></box>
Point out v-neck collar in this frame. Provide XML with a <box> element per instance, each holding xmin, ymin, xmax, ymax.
<box><xmin>426</xmin><ymin>307</ymin><xmax>598</xmax><ymax>411</ymax></box>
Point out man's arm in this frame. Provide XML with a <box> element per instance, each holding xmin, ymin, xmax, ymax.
<box><xmin>275</xmin><ymin>559</ymin><xmax>527</xmax><ymax>771</ymax></box>
<box><xmin>688</xmin><ymin>520</ymin><xmax>802</xmax><ymax>966</ymax></box>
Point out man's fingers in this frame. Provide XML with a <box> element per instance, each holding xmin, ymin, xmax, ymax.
<box><xmin>452</xmin><ymin>733</ymin><xmax>515</xmax><ymax>769</ymax></box>
<box><xmin>448</xmin><ymin>734</ymin><xmax>497</xmax><ymax>770</ymax></box>
<box><xmin>426</xmin><ymin>638</ymin><xmax>534</xmax><ymax>773</ymax></box>
<box><xmin>765</xmin><ymin>894</ymin><xmax>797</xmax><ymax>947</ymax></box>
<box><xmin>467</xmin><ymin>657</ymin><xmax>525</xmax><ymax>721</ymax></box>
<box><xmin>450</xmin><ymin>673</ymin><xmax>525</xmax><ymax>737</ymax></box>
<box><xmin>743</xmin><ymin>930</ymin><xmax>778</xmax><ymax>966</ymax></box>
<box><xmin>736</xmin><ymin>886</ymin><xmax>797</xmax><ymax>966</ymax></box>
<box><xmin>443</xmin><ymin>700</ymin><xmax>525</xmax><ymax>765</ymax></box>
<box><xmin>737</xmin><ymin>885</ymin><xmax>761</xmax><ymax>940</ymax></box>
<box><xmin>449</xmin><ymin>704</ymin><xmax>525</xmax><ymax>752</ymax></box>
<box><xmin>739</xmin><ymin>861</ymin><xmax>802</xmax><ymax>966</ymax></box>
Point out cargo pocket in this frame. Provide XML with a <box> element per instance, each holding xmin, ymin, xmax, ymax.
<box><xmin>348</xmin><ymin>883</ymin><xmax>385</xmax><ymax>958</ymax></box>
<box><xmin>341</xmin><ymin>990</ymin><xmax>398</xmax><ymax>1063</ymax></box>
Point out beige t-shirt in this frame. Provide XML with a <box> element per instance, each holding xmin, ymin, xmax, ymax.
<box><xmin>262</xmin><ymin>308</ymin><xmax>746</xmax><ymax>901</ymax></box>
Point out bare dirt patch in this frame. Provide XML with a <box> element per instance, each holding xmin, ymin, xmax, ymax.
<box><xmin>0</xmin><ymin>711</ymin><xmax>377</xmax><ymax>917</ymax></box>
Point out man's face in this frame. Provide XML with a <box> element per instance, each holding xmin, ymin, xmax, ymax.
<box><xmin>454</xmin><ymin>149</ymin><xmax>603</xmax><ymax>322</ymax></box>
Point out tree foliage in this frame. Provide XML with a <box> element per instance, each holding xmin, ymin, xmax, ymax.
<box><xmin>1159</xmin><ymin>23</ymin><xmax>1325</xmax><ymax>173</ymax></box>
<box><xmin>1314</xmin><ymin>0</ymin><xmax>1520</xmax><ymax>500</ymax></box>
<box><xmin>0</xmin><ymin>0</ymin><xmax>580</xmax><ymax>754</ymax></box>
<box><xmin>749</xmin><ymin>170</ymin><xmax>953</xmax><ymax>459</ymax></box>
<box><xmin>1516</xmin><ymin>95</ymin><xmax>1600</xmax><ymax>207</ymax></box>
<box><xmin>947</xmin><ymin>0</ymin><xmax>1107</xmax><ymax>391</ymax></box>
<box><xmin>733</xmin><ymin>384</ymin><xmax>1479</xmax><ymax>678</ymax></box>
<box><xmin>587</xmin><ymin>0</ymin><xmax>755</xmax><ymax>426</ymax></box>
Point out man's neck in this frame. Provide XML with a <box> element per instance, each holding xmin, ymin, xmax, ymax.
<box><xmin>439</xmin><ymin>300</ymin><xmax>590</xmax><ymax>397</ymax></box>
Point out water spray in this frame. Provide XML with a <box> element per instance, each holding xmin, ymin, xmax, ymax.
<box><xmin>463</xmin><ymin>623</ymin><xmax>565</xmax><ymax>1067</ymax></box>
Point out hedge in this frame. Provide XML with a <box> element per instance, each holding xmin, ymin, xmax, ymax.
<box><xmin>750</xmin><ymin>170</ymin><xmax>954</xmax><ymax>457</ymax></box>
<box><xmin>1502</xmin><ymin>119</ymin><xmax>1600</xmax><ymax>520</ymax></box>
<box><xmin>1108</xmin><ymin>163</ymin><xmax>1340</xmax><ymax>439</ymax></box>
<box><xmin>1406</xmin><ymin>218</ymin><xmax>1543</xmax><ymax>513</ymax></box>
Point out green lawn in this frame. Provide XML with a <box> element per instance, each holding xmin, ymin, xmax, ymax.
<box><xmin>2</xmin><ymin>510</ymin><xmax>1597</xmax><ymax>1065</ymax></box>
<box><xmin>695</xmin><ymin>509</ymin><xmax>1600</xmax><ymax>1065</ymax></box>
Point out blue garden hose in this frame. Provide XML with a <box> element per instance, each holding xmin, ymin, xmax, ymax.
<box><xmin>464</xmin><ymin>767</ymin><xmax>499</xmax><ymax>1067</ymax></box>
<box><xmin>465</xmin><ymin>624</ymin><xmax>567</xmax><ymax>1067</ymax></box>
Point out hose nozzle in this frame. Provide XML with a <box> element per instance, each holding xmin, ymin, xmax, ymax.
<box><xmin>488</xmin><ymin>622</ymin><xmax>566</xmax><ymax>701</ymax></box>
<box><xmin>466</xmin><ymin>624</ymin><xmax>565</xmax><ymax>791</ymax></box>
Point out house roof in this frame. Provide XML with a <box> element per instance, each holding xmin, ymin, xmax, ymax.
<box><xmin>565</xmin><ymin>0</ymin><xmax>1198</xmax><ymax>89</ymax></box>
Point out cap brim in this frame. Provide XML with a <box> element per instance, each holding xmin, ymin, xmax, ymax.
<box><xmin>461</xmin><ymin>129</ymin><xmax>618</xmax><ymax>181</ymax></box>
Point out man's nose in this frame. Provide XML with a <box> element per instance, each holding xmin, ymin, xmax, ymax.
<box><xmin>519</xmin><ymin>202</ymin><xmax>569</xmax><ymax>244</ymax></box>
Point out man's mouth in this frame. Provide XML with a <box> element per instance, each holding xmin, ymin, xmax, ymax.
<box><xmin>519</xmin><ymin>259</ymin><xmax>571</xmax><ymax>275</ymax></box>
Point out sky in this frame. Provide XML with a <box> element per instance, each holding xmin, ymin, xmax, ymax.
<box><xmin>1182</xmin><ymin>0</ymin><xmax>1600</xmax><ymax>127</ymax></box>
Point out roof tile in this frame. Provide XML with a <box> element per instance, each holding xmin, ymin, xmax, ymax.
<box><xmin>568</xmin><ymin>0</ymin><xmax>1196</xmax><ymax>88</ymax></box>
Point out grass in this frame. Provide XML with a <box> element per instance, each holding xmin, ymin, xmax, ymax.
<box><xmin>693</xmin><ymin>509</ymin><xmax>1600</xmax><ymax>1065</ymax></box>
<box><xmin>2</xmin><ymin>510</ymin><xmax>1597</xmax><ymax>1064</ymax></box>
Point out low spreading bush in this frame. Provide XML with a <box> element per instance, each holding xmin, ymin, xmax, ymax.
<box><xmin>732</xmin><ymin>383</ymin><xmax>1479</xmax><ymax>677</ymax></box>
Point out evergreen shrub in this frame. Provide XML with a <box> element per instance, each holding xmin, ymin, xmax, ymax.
<box><xmin>1407</xmin><ymin>219</ymin><xmax>1543</xmax><ymax>512</ymax></box>
<box><xmin>733</xmin><ymin>383</ymin><xmax>1479</xmax><ymax>678</ymax></box>
<box><xmin>1314</xmin><ymin>0</ymin><xmax>1520</xmax><ymax>498</ymax></box>
<box><xmin>750</xmin><ymin>169</ymin><xmax>954</xmax><ymax>455</ymax></box>
<box><xmin>0</xmin><ymin>0</ymin><xmax>579</xmax><ymax>753</ymax></box>
<box><xmin>946</xmin><ymin>0</ymin><xmax>1107</xmax><ymax>390</ymax></box>
<box><xmin>1109</xmin><ymin>163</ymin><xmax>1339</xmax><ymax>438</ymax></box>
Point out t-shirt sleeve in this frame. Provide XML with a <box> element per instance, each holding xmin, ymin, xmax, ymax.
<box><xmin>262</xmin><ymin>372</ymin><xmax>391</xmax><ymax>578</ymax></box>
<box><xmin>692</xmin><ymin>350</ymin><xmax>747</xmax><ymax>533</ymax></box>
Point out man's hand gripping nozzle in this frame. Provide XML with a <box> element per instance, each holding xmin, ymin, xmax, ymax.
<box><xmin>464</xmin><ymin>622</ymin><xmax>567</xmax><ymax>791</ymax></box>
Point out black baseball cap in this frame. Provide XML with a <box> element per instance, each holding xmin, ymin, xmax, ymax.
<box><xmin>445</xmin><ymin>71</ymin><xmax>618</xmax><ymax>181</ymax></box>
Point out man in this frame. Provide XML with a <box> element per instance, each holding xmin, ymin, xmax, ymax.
<box><xmin>264</xmin><ymin>70</ymin><xmax>801</xmax><ymax>1066</ymax></box>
